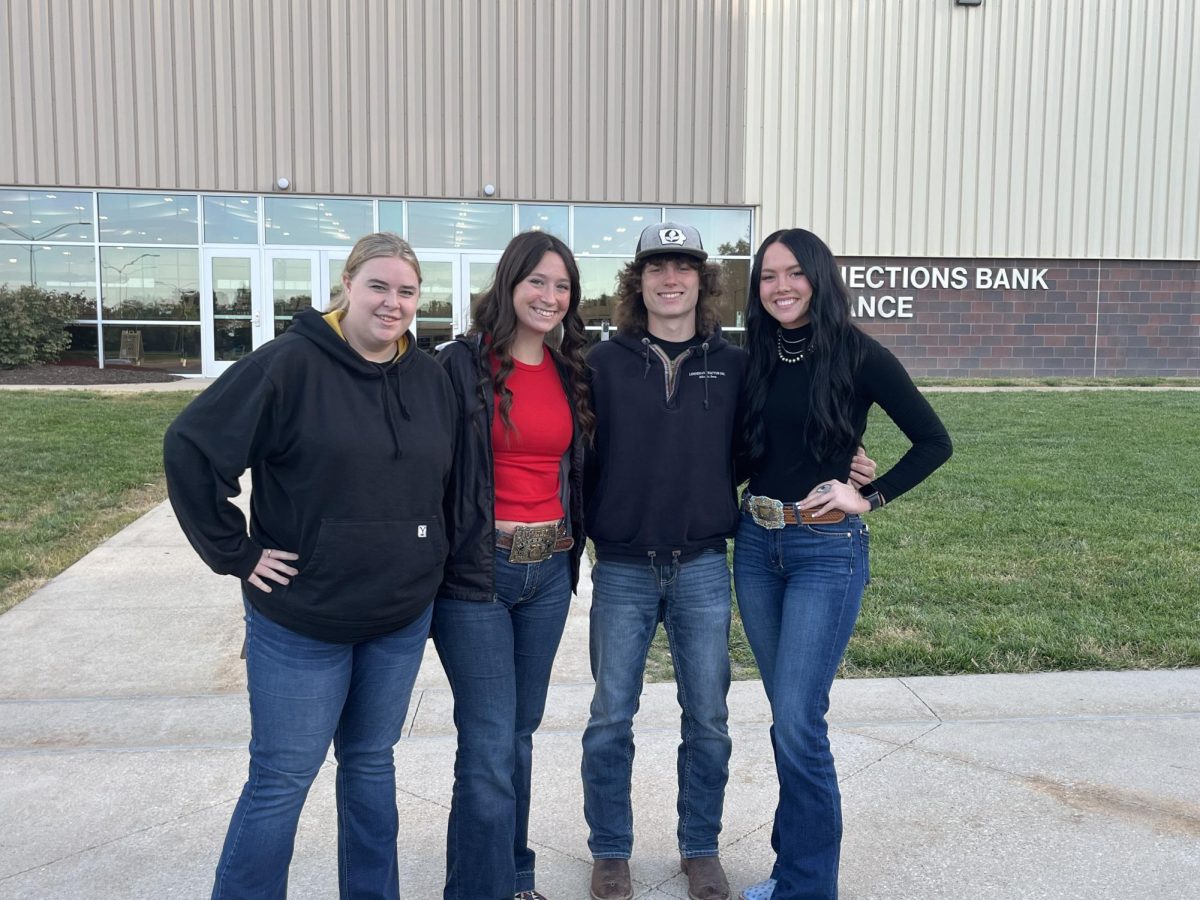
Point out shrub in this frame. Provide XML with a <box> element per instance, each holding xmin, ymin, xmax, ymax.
<box><xmin>0</xmin><ymin>285</ymin><xmax>87</xmax><ymax>368</ymax></box>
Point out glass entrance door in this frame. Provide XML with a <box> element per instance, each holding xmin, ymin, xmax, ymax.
<box><xmin>413</xmin><ymin>252</ymin><xmax>500</xmax><ymax>353</ymax></box>
<box><xmin>201</xmin><ymin>249</ymin><xmax>263</xmax><ymax>375</ymax></box>
<box><xmin>202</xmin><ymin>249</ymin><xmax>339</xmax><ymax>375</ymax></box>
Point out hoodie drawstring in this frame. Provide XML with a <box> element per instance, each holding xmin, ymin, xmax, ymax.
<box><xmin>701</xmin><ymin>341</ymin><xmax>711</xmax><ymax>410</ymax></box>
<box><xmin>641</xmin><ymin>336</ymin><xmax>652</xmax><ymax>378</ymax></box>
<box><xmin>380</xmin><ymin>366</ymin><xmax>409</xmax><ymax>459</ymax></box>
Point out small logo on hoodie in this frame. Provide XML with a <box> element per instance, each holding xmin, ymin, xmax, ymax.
<box><xmin>418</xmin><ymin>525</ymin><xmax>427</xmax><ymax>538</ymax></box>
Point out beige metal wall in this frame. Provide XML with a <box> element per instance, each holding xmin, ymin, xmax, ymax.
<box><xmin>745</xmin><ymin>0</ymin><xmax>1200</xmax><ymax>260</ymax></box>
<box><xmin>0</xmin><ymin>0</ymin><xmax>747</xmax><ymax>205</ymax></box>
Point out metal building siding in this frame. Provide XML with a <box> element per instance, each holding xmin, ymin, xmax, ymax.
<box><xmin>744</xmin><ymin>0</ymin><xmax>1200</xmax><ymax>259</ymax></box>
<box><xmin>0</xmin><ymin>0</ymin><xmax>747</xmax><ymax>205</ymax></box>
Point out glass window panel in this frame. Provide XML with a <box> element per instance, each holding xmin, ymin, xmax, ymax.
<box><xmin>578</xmin><ymin>257</ymin><xmax>627</xmax><ymax>327</ymax></box>
<box><xmin>272</xmin><ymin>258</ymin><xmax>314</xmax><ymax>334</ymax></box>
<box><xmin>573</xmin><ymin>206</ymin><xmax>659</xmax><ymax>256</ymax></box>
<box><xmin>99</xmin><ymin>193</ymin><xmax>198</xmax><ymax>244</ymax></box>
<box><xmin>415</xmin><ymin>260</ymin><xmax>453</xmax><ymax>353</ymax></box>
<box><xmin>1</xmin><ymin>245</ymin><xmax>97</xmax><ymax>315</ymax></box>
<box><xmin>407</xmin><ymin>201</ymin><xmax>513</xmax><ymax>250</ymax></box>
<box><xmin>0</xmin><ymin>189</ymin><xmax>94</xmax><ymax>242</ymax></box>
<box><xmin>328</xmin><ymin>257</ymin><xmax>347</xmax><ymax>310</ymax></box>
<box><xmin>378</xmin><ymin>201</ymin><xmax>404</xmax><ymax>236</ymax></box>
<box><xmin>264</xmin><ymin>197</ymin><xmax>373</xmax><ymax>246</ymax></box>
<box><xmin>62</xmin><ymin>324</ymin><xmax>100</xmax><ymax>366</ymax></box>
<box><xmin>204</xmin><ymin>196</ymin><xmax>259</xmax><ymax>243</ymax></box>
<box><xmin>665</xmin><ymin>208</ymin><xmax>753</xmax><ymax>256</ymax></box>
<box><xmin>101</xmin><ymin>248</ymin><xmax>200</xmax><ymax>320</ymax></box>
<box><xmin>211</xmin><ymin>257</ymin><xmax>253</xmax><ymax>317</ymax></box>
<box><xmin>102</xmin><ymin>323</ymin><xmax>200</xmax><ymax>374</ymax></box>
<box><xmin>518</xmin><ymin>205</ymin><xmax>568</xmax><ymax>242</ymax></box>
<box><xmin>713</xmin><ymin>258</ymin><xmax>751</xmax><ymax>329</ymax></box>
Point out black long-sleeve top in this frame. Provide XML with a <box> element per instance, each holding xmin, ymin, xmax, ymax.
<box><xmin>748</xmin><ymin>326</ymin><xmax>952</xmax><ymax>503</ymax></box>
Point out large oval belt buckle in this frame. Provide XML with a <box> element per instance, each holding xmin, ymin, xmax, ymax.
<box><xmin>749</xmin><ymin>496</ymin><xmax>785</xmax><ymax>530</ymax></box>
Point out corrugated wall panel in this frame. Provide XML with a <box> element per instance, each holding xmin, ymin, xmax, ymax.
<box><xmin>1</xmin><ymin>0</ymin><xmax>746</xmax><ymax>205</ymax></box>
<box><xmin>745</xmin><ymin>0</ymin><xmax>1200</xmax><ymax>259</ymax></box>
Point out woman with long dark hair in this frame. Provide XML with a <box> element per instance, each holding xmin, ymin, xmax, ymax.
<box><xmin>434</xmin><ymin>230</ymin><xmax>594</xmax><ymax>900</ymax></box>
<box><xmin>734</xmin><ymin>229</ymin><xmax>952</xmax><ymax>900</ymax></box>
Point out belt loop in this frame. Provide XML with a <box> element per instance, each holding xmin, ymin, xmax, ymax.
<box><xmin>647</xmin><ymin>550</ymin><xmax>657</xmax><ymax>575</ymax></box>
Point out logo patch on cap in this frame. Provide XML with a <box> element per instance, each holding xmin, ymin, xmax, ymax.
<box><xmin>659</xmin><ymin>228</ymin><xmax>687</xmax><ymax>246</ymax></box>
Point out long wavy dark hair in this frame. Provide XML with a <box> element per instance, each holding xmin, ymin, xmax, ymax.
<box><xmin>469</xmin><ymin>231</ymin><xmax>595</xmax><ymax>442</ymax></box>
<box><xmin>740</xmin><ymin>229</ymin><xmax>866</xmax><ymax>472</ymax></box>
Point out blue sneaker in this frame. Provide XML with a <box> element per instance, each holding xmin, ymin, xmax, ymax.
<box><xmin>739</xmin><ymin>878</ymin><xmax>776</xmax><ymax>900</ymax></box>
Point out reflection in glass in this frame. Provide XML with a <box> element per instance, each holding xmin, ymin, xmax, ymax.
<box><xmin>378</xmin><ymin>201</ymin><xmax>404</xmax><ymax>236</ymax></box>
<box><xmin>468</xmin><ymin>260</ymin><xmax>497</xmax><ymax>319</ymax></box>
<box><xmin>665</xmin><ymin>208</ymin><xmax>752</xmax><ymax>256</ymax></box>
<box><xmin>1</xmin><ymin>244</ymin><xmax>97</xmax><ymax>314</ymax></box>
<box><xmin>102</xmin><ymin>323</ymin><xmax>201</xmax><ymax>373</ymax></box>
<box><xmin>62</xmin><ymin>323</ymin><xmax>100</xmax><ymax>366</ymax></box>
<box><xmin>327</xmin><ymin>257</ymin><xmax>346</xmax><ymax>311</ymax></box>
<box><xmin>713</xmin><ymin>258</ymin><xmax>750</xmax><ymax>328</ymax></box>
<box><xmin>573</xmin><ymin>207</ymin><xmax>659</xmax><ymax>256</ymax></box>
<box><xmin>273</xmin><ymin>258</ymin><xmax>313</xmax><ymax>336</ymax></box>
<box><xmin>577</xmin><ymin>257</ymin><xmax>625</xmax><ymax>327</ymax></box>
<box><xmin>0</xmin><ymin>189</ymin><xmax>94</xmax><ymax>242</ymax></box>
<box><xmin>211</xmin><ymin>257</ymin><xmax>253</xmax><ymax>315</ymax></box>
<box><xmin>101</xmin><ymin>248</ymin><xmax>200</xmax><ymax>320</ymax></box>
<box><xmin>518</xmin><ymin>205</ymin><xmax>568</xmax><ymax>241</ymax></box>
<box><xmin>416</xmin><ymin>260</ymin><xmax>453</xmax><ymax>352</ymax></box>
<box><xmin>99</xmin><ymin>193</ymin><xmax>198</xmax><ymax>244</ymax></box>
<box><xmin>408</xmin><ymin>202</ymin><xmax>513</xmax><ymax>250</ymax></box>
<box><xmin>204</xmin><ymin>196</ymin><xmax>259</xmax><ymax>243</ymax></box>
<box><xmin>264</xmin><ymin>197</ymin><xmax>372</xmax><ymax>246</ymax></box>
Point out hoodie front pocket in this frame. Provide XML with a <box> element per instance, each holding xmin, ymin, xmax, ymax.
<box><xmin>295</xmin><ymin>518</ymin><xmax>447</xmax><ymax>623</ymax></box>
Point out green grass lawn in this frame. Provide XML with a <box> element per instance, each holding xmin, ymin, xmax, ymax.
<box><xmin>0</xmin><ymin>390</ymin><xmax>197</xmax><ymax>613</ymax></box>
<box><xmin>4</xmin><ymin>389</ymin><xmax>1198</xmax><ymax>681</ymax></box>
<box><xmin>647</xmin><ymin>390</ymin><xmax>1200</xmax><ymax>680</ymax></box>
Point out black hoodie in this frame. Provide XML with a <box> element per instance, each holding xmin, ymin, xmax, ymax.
<box><xmin>164</xmin><ymin>307</ymin><xmax>457</xmax><ymax>642</ymax></box>
<box><xmin>584</xmin><ymin>328</ymin><xmax>747</xmax><ymax>562</ymax></box>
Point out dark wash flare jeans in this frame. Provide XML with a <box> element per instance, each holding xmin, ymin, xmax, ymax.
<box><xmin>733</xmin><ymin>513</ymin><xmax>870</xmax><ymax>900</ymax></box>
<box><xmin>431</xmin><ymin>548</ymin><xmax>571</xmax><ymax>899</ymax></box>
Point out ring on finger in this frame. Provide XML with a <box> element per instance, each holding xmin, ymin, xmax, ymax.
<box><xmin>266</xmin><ymin>549</ymin><xmax>272</xmax><ymax>559</ymax></box>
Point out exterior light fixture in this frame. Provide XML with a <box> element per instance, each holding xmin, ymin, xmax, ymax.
<box><xmin>482</xmin><ymin>183</ymin><xmax>497</xmax><ymax>197</ymax></box>
<box><xmin>275</xmin><ymin>176</ymin><xmax>291</xmax><ymax>192</ymax></box>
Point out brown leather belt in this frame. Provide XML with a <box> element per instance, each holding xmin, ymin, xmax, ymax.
<box><xmin>741</xmin><ymin>493</ymin><xmax>847</xmax><ymax>529</ymax></box>
<box><xmin>495</xmin><ymin>520</ymin><xmax>574</xmax><ymax>563</ymax></box>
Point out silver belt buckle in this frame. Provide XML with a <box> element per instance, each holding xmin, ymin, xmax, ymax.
<box><xmin>508</xmin><ymin>524</ymin><xmax>558</xmax><ymax>563</ymax></box>
<box><xmin>748</xmin><ymin>495</ymin><xmax>785</xmax><ymax>530</ymax></box>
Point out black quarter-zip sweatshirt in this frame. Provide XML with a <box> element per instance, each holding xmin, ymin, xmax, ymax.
<box><xmin>584</xmin><ymin>328</ymin><xmax>747</xmax><ymax>562</ymax></box>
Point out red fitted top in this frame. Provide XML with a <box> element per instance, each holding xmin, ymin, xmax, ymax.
<box><xmin>491</xmin><ymin>352</ymin><xmax>572</xmax><ymax>522</ymax></box>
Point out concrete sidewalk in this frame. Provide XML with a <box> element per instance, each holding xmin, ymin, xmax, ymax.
<box><xmin>1</xmin><ymin>501</ymin><xmax>1197</xmax><ymax>899</ymax></box>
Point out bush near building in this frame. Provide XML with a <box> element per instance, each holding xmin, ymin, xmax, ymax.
<box><xmin>0</xmin><ymin>285</ymin><xmax>87</xmax><ymax>368</ymax></box>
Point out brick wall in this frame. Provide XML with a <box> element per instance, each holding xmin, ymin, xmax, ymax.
<box><xmin>843</xmin><ymin>258</ymin><xmax>1199</xmax><ymax>377</ymax></box>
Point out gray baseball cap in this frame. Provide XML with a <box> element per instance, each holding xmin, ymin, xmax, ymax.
<box><xmin>634</xmin><ymin>221</ymin><xmax>708</xmax><ymax>263</ymax></box>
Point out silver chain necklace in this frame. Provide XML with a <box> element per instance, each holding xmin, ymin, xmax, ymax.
<box><xmin>776</xmin><ymin>328</ymin><xmax>811</xmax><ymax>364</ymax></box>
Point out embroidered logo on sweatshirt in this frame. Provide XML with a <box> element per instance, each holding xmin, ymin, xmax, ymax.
<box><xmin>418</xmin><ymin>525</ymin><xmax>427</xmax><ymax>538</ymax></box>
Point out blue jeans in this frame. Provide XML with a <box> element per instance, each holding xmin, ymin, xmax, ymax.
<box><xmin>733</xmin><ymin>513</ymin><xmax>870</xmax><ymax>900</ymax></box>
<box><xmin>581</xmin><ymin>550</ymin><xmax>733</xmax><ymax>859</ymax></box>
<box><xmin>213</xmin><ymin>600</ymin><xmax>432</xmax><ymax>900</ymax></box>
<box><xmin>432</xmin><ymin>549</ymin><xmax>571</xmax><ymax>899</ymax></box>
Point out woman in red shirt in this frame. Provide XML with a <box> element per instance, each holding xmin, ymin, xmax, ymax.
<box><xmin>435</xmin><ymin>231</ymin><xmax>594</xmax><ymax>900</ymax></box>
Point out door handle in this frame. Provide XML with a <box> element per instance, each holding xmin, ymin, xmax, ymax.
<box><xmin>252</xmin><ymin>312</ymin><xmax>261</xmax><ymax>326</ymax></box>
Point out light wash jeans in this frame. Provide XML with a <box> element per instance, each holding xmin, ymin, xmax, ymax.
<box><xmin>212</xmin><ymin>599</ymin><xmax>431</xmax><ymax>900</ymax></box>
<box><xmin>581</xmin><ymin>549</ymin><xmax>733</xmax><ymax>859</ymax></box>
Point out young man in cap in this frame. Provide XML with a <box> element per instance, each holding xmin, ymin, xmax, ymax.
<box><xmin>581</xmin><ymin>221</ymin><xmax>743</xmax><ymax>900</ymax></box>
